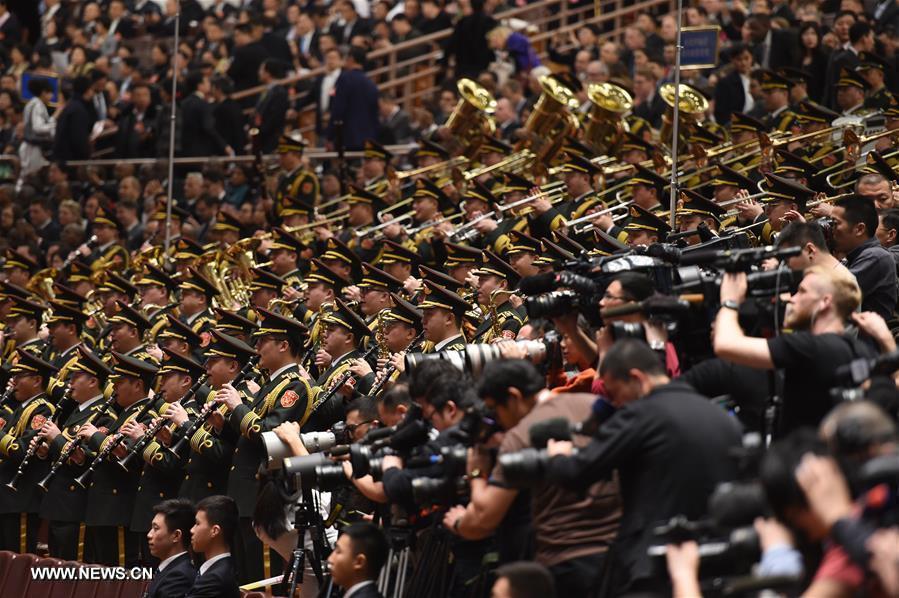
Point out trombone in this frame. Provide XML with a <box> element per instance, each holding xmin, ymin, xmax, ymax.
<box><xmin>285</xmin><ymin>210</ymin><xmax>350</xmax><ymax>232</ymax></box>
<box><xmin>354</xmin><ymin>213</ymin><xmax>414</xmax><ymax>239</ymax></box>
<box><xmin>449</xmin><ymin>181</ymin><xmax>566</xmax><ymax>242</ymax></box>
<box><xmin>457</xmin><ymin>149</ymin><xmax>535</xmax><ymax>183</ymax></box>
<box><xmin>387</xmin><ymin>156</ymin><xmax>469</xmax><ymax>185</ymax></box>
<box><xmin>562</xmin><ymin>201</ymin><xmax>633</xmax><ymax>229</ymax></box>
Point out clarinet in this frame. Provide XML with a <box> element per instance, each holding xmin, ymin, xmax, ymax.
<box><xmin>61</xmin><ymin>235</ymin><xmax>98</xmax><ymax>272</ymax></box>
<box><xmin>310</xmin><ymin>342</ymin><xmax>380</xmax><ymax>413</ymax></box>
<box><xmin>168</xmin><ymin>356</ymin><xmax>260</xmax><ymax>456</ymax></box>
<box><xmin>4</xmin><ymin>390</ymin><xmax>73</xmax><ymax>491</ymax></box>
<box><xmin>74</xmin><ymin>396</ymin><xmax>158</xmax><ymax>488</ymax></box>
<box><xmin>117</xmin><ymin>374</ymin><xmax>208</xmax><ymax>470</ymax></box>
<box><xmin>0</xmin><ymin>385</ymin><xmax>14</xmax><ymax>412</ymax></box>
<box><xmin>367</xmin><ymin>331</ymin><xmax>426</xmax><ymax>399</ymax></box>
<box><xmin>37</xmin><ymin>392</ymin><xmax>119</xmax><ymax>492</ymax></box>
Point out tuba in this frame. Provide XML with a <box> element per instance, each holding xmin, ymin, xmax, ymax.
<box><xmin>445</xmin><ymin>78</ymin><xmax>497</xmax><ymax>154</ymax></box>
<box><xmin>518</xmin><ymin>76</ymin><xmax>580</xmax><ymax>162</ymax></box>
<box><xmin>584</xmin><ymin>82</ymin><xmax>634</xmax><ymax>155</ymax></box>
<box><xmin>659</xmin><ymin>83</ymin><xmax>709</xmax><ymax>148</ymax></box>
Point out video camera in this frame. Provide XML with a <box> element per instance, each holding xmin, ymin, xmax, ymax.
<box><xmin>262</xmin><ymin>422</ymin><xmax>353</xmax><ymax>470</ymax></box>
<box><xmin>404</xmin><ymin>332</ymin><xmax>561</xmax><ymax>376</ymax></box>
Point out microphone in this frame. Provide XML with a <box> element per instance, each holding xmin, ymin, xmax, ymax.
<box><xmin>600</xmin><ymin>296</ymin><xmax>692</xmax><ymax>320</ymax></box>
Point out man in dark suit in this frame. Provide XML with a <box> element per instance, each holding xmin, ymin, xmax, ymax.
<box><xmin>329</xmin><ymin>0</ymin><xmax>371</xmax><ymax>45</ymax></box>
<box><xmin>115</xmin><ymin>83</ymin><xmax>159</xmax><ymax>159</ymax></box>
<box><xmin>327</xmin><ymin>47</ymin><xmax>379</xmax><ymax>151</ymax></box>
<box><xmin>444</xmin><ymin>0</ymin><xmax>496</xmax><ymax>79</ymax></box>
<box><xmin>228</xmin><ymin>23</ymin><xmax>269</xmax><ymax>96</ymax></box>
<box><xmin>546</xmin><ymin>339</ymin><xmax>742</xmax><ymax>595</ymax></box>
<box><xmin>180</xmin><ymin>71</ymin><xmax>232</xmax><ymax>158</ymax></box>
<box><xmin>378</xmin><ymin>92</ymin><xmax>413</xmax><ymax>144</ymax></box>
<box><xmin>253</xmin><ymin>59</ymin><xmax>289</xmax><ymax>154</ymax></box>
<box><xmin>714</xmin><ymin>44</ymin><xmax>754</xmax><ymax>127</ymax></box>
<box><xmin>211</xmin><ymin>76</ymin><xmax>246</xmax><ymax>154</ymax></box>
<box><xmin>327</xmin><ymin>522</ymin><xmax>389</xmax><ymax>598</ymax></box>
<box><xmin>187</xmin><ymin>495</ymin><xmax>240</xmax><ymax>598</ymax></box>
<box><xmin>0</xmin><ymin>1</ymin><xmax>21</xmax><ymax>49</ymax></box>
<box><xmin>53</xmin><ymin>76</ymin><xmax>95</xmax><ymax>164</ymax></box>
<box><xmin>744</xmin><ymin>13</ymin><xmax>797</xmax><ymax>71</ymax></box>
<box><xmin>144</xmin><ymin>499</ymin><xmax>197</xmax><ymax>598</ymax></box>
<box><xmin>632</xmin><ymin>67</ymin><xmax>664</xmax><ymax>129</ymax></box>
<box><xmin>297</xmin><ymin>47</ymin><xmax>342</xmax><ymax>140</ymax></box>
<box><xmin>291</xmin><ymin>11</ymin><xmax>322</xmax><ymax>68</ymax></box>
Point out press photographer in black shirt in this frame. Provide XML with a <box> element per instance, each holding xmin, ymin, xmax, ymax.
<box><xmin>546</xmin><ymin>339</ymin><xmax>741</xmax><ymax>595</ymax></box>
<box><xmin>714</xmin><ymin>264</ymin><xmax>895</xmax><ymax>434</ymax></box>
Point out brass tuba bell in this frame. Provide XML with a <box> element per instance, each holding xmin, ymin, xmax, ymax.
<box><xmin>518</xmin><ymin>75</ymin><xmax>580</xmax><ymax>162</ymax></box>
<box><xmin>445</xmin><ymin>78</ymin><xmax>497</xmax><ymax>154</ymax></box>
<box><xmin>584</xmin><ymin>82</ymin><xmax>634</xmax><ymax>155</ymax></box>
<box><xmin>658</xmin><ymin>83</ymin><xmax>709</xmax><ymax>148</ymax></box>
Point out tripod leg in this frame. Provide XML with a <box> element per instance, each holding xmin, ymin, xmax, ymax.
<box><xmin>378</xmin><ymin>546</ymin><xmax>394</xmax><ymax>595</ymax></box>
<box><xmin>395</xmin><ymin>546</ymin><xmax>410</xmax><ymax>598</ymax></box>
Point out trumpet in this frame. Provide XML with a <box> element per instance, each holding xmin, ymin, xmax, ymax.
<box><xmin>5</xmin><ymin>389</ymin><xmax>73</xmax><ymax>492</ymax></box>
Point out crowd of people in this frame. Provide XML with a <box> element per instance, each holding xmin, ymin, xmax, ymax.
<box><xmin>0</xmin><ymin>1</ymin><xmax>898</xmax><ymax>598</ymax></box>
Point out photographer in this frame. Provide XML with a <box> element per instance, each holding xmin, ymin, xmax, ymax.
<box><xmin>775</xmin><ymin>221</ymin><xmax>852</xmax><ymax>274</ymax></box>
<box><xmin>831</xmin><ymin>195</ymin><xmax>898</xmax><ymax>321</ymax></box>
<box><xmin>546</xmin><ymin>317</ymin><xmax>596</xmax><ymax>394</ymax></box>
<box><xmin>379</xmin><ymin>362</ymin><xmax>492</xmax><ymax>598</ymax></box>
<box><xmin>545</xmin><ymin>339</ymin><xmax>741</xmax><ymax>595</ymax></box>
<box><xmin>715</xmin><ymin>265</ymin><xmax>889</xmax><ymax>434</ymax></box>
<box><xmin>442</xmin><ymin>360</ymin><xmax>620</xmax><ymax>594</ymax></box>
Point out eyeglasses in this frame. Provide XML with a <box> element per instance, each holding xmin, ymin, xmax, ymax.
<box><xmin>346</xmin><ymin>420</ymin><xmax>377</xmax><ymax>434</ymax></box>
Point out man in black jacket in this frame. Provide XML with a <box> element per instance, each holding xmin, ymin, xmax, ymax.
<box><xmin>253</xmin><ymin>59</ymin><xmax>289</xmax><ymax>154</ymax></box>
<box><xmin>211</xmin><ymin>76</ymin><xmax>246</xmax><ymax>154</ymax></box>
<box><xmin>444</xmin><ymin>0</ymin><xmax>496</xmax><ymax>79</ymax></box>
<box><xmin>228</xmin><ymin>23</ymin><xmax>268</xmax><ymax>98</ymax></box>
<box><xmin>53</xmin><ymin>76</ymin><xmax>95</xmax><ymax>164</ymax></box>
<box><xmin>145</xmin><ymin>499</ymin><xmax>196</xmax><ymax>598</ymax></box>
<box><xmin>546</xmin><ymin>340</ymin><xmax>741</xmax><ymax>595</ymax></box>
<box><xmin>187</xmin><ymin>495</ymin><xmax>239</xmax><ymax>598</ymax></box>
<box><xmin>180</xmin><ymin>71</ymin><xmax>232</xmax><ymax>158</ymax></box>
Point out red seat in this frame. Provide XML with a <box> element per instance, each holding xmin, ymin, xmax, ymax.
<box><xmin>28</xmin><ymin>557</ymin><xmax>67</xmax><ymax>598</ymax></box>
<box><xmin>0</xmin><ymin>550</ymin><xmax>15</xmax><ymax>590</ymax></box>
<box><xmin>2</xmin><ymin>552</ymin><xmax>39</xmax><ymax>596</ymax></box>
<box><xmin>68</xmin><ymin>564</ymin><xmax>100</xmax><ymax>598</ymax></box>
<box><xmin>116</xmin><ymin>578</ymin><xmax>149</xmax><ymax>598</ymax></box>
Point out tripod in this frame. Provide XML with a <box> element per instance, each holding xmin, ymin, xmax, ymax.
<box><xmin>285</xmin><ymin>488</ymin><xmax>333</xmax><ymax>598</ymax></box>
<box><xmin>377</xmin><ymin>523</ymin><xmax>416</xmax><ymax>598</ymax></box>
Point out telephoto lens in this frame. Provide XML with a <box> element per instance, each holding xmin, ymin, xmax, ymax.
<box><xmin>498</xmin><ymin>447</ymin><xmax>578</xmax><ymax>487</ymax></box>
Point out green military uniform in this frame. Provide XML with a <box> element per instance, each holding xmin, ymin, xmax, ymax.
<box><xmin>40</xmin><ymin>347</ymin><xmax>113</xmax><ymax>562</ymax></box>
<box><xmin>228</xmin><ymin>308</ymin><xmax>313</xmax><ymax>585</ymax></box>
<box><xmin>84</xmin><ymin>353</ymin><xmax>158</xmax><ymax>566</ymax></box>
<box><xmin>0</xmin><ymin>351</ymin><xmax>57</xmax><ymax>554</ymax></box>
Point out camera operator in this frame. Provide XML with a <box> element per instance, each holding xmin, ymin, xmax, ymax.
<box><xmin>380</xmin><ymin>366</ymin><xmax>494</xmax><ymax>597</ymax></box>
<box><xmin>546</xmin><ymin>317</ymin><xmax>596</xmax><ymax>394</ymax></box>
<box><xmin>775</xmin><ymin>221</ymin><xmax>852</xmax><ymax>274</ymax></box>
<box><xmin>553</xmin><ymin>272</ymin><xmax>680</xmax><ymax>387</ymax></box>
<box><xmin>714</xmin><ymin>265</ymin><xmax>890</xmax><ymax>434</ymax></box>
<box><xmin>831</xmin><ymin>195</ymin><xmax>898</xmax><ymax>320</ymax></box>
<box><xmin>442</xmin><ymin>360</ymin><xmax>620</xmax><ymax>595</ymax></box>
<box><xmin>875</xmin><ymin>208</ymin><xmax>899</xmax><ymax>275</ymax></box>
<box><xmin>545</xmin><ymin>339</ymin><xmax>742</xmax><ymax>595</ymax></box>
